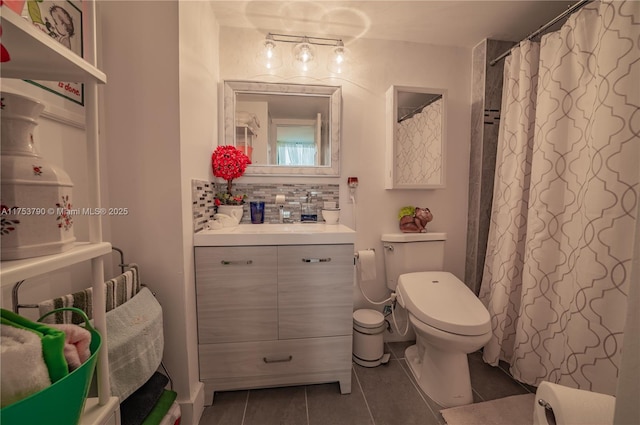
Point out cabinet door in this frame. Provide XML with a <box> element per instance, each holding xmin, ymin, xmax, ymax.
<box><xmin>195</xmin><ymin>246</ymin><xmax>277</xmax><ymax>343</ymax></box>
<box><xmin>278</xmin><ymin>244</ymin><xmax>354</xmax><ymax>339</ymax></box>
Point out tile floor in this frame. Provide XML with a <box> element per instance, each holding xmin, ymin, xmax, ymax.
<box><xmin>199</xmin><ymin>341</ymin><xmax>536</xmax><ymax>425</ymax></box>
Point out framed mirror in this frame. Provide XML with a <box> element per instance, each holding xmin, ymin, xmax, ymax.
<box><xmin>385</xmin><ymin>85</ymin><xmax>447</xmax><ymax>189</ymax></box>
<box><xmin>223</xmin><ymin>80</ymin><xmax>342</xmax><ymax>176</ymax></box>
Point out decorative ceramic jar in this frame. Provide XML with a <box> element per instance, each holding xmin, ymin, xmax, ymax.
<box><xmin>1</xmin><ymin>92</ymin><xmax>75</xmax><ymax>260</ymax></box>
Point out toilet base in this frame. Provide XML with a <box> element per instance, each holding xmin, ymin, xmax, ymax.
<box><xmin>405</xmin><ymin>344</ymin><xmax>473</xmax><ymax>407</ymax></box>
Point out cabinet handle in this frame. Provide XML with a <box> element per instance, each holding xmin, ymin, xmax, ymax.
<box><xmin>263</xmin><ymin>355</ymin><xmax>293</xmax><ymax>364</ymax></box>
<box><xmin>220</xmin><ymin>260</ymin><xmax>253</xmax><ymax>265</ymax></box>
<box><xmin>301</xmin><ymin>258</ymin><xmax>331</xmax><ymax>263</ymax></box>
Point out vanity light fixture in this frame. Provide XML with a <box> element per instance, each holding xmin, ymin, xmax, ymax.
<box><xmin>260</xmin><ymin>32</ymin><xmax>348</xmax><ymax>74</ymax></box>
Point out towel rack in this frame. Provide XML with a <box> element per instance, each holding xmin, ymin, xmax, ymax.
<box><xmin>11</xmin><ymin>246</ymin><xmax>135</xmax><ymax>313</ymax></box>
<box><xmin>9</xmin><ymin>249</ymin><xmax>174</xmax><ymax>391</ymax></box>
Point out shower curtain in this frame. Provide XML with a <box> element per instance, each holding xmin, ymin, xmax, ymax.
<box><xmin>396</xmin><ymin>98</ymin><xmax>443</xmax><ymax>185</ymax></box>
<box><xmin>479</xmin><ymin>0</ymin><xmax>639</xmax><ymax>395</ymax></box>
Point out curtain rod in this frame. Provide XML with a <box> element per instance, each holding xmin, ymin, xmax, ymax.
<box><xmin>398</xmin><ymin>95</ymin><xmax>442</xmax><ymax>123</ymax></box>
<box><xmin>489</xmin><ymin>0</ymin><xmax>593</xmax><ymax>66</ymax></box>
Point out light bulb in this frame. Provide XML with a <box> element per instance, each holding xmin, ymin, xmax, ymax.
<box><xmin>328</xmin><ymin>42</ymin><xmax>348</xmax><ymax>74</ymax></box>
<box><xmin>294</xmin><ymin>42</ymin><xmax>314</xmax><ymax>63</ymax></box>
<box><xmin>257</xmin><ymin>34</ymin><xmax>282</xmax><ymax>70</ymax></box>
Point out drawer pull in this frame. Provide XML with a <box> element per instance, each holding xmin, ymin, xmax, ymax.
<box><xmin>220</xmin><ymin>260</ymin><xmax>253</xmax><ymax>265</ymax></box>
<box><xmin>302</xmin><ymin>258</ymin><xmax>331</xmax><ymax>263</ymax></box>
<box><xmin>263</xmin><ymin>355</ymin><xmax>293</xmax><ymax>364</ymax></box>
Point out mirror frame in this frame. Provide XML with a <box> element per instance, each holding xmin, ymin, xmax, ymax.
<box><xmin>385</xmin><ymin>85</ymin><xmax>447</xmax><ymax>189</ymax></box>
<box><xmin>223</xmin><ymin>80</ymin><xmax>342</xmax><ymax>176</ymax></box>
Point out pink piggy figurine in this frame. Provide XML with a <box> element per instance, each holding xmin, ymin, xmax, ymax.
<box><xmin>399</xmin><ymin>207</ymin><xmax>433</xmax><ymax>233</ymax></box>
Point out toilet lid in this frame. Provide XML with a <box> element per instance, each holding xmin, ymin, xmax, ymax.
<box><xmin>397</xmin><ymin>272</ymin><xmax>490</xmax><ymax>336</ymax></box>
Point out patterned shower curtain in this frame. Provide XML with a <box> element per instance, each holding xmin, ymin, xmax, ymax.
<box><xmin>396</xmin><ymin>99</ymin><xmax>443</xmax><ymax>185</ymax></box>
<box><xmin>479</xmin><ymin>0</ymin><xmax>639</xmax><ymax>395</ymax></box>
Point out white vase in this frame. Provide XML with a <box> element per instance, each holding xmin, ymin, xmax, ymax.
<box><xmin>1</xmin><ymin>92</ymin><xmax>75</xmax><ymax>260</ymax></box>
<box><xmin>216</xmin><ymin>205</ymin><xmax>244</xmax><ymax>223</ymax></box>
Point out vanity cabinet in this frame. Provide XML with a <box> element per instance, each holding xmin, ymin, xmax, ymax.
<box><xmin>195</xmin><ymin>243</ymin><xmax>354</xmax><ymax>404</ymax></box>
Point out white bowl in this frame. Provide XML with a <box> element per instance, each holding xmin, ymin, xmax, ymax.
<box><xmin>322</xmin><ymin>208</ymin><xmax>340</xmax><ymax>224</ymax></box>
<box><xmin>323</xmin><ymin>201</ymin><xmax>337</xmax><ymax>209</ymax></box>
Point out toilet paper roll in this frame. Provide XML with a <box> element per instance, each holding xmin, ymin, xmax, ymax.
<box><xmin>275</xmin><ymin>194</ymin><xmax>285</xmax><ymax>204</ymax></box>
<box><xmin>357</xmin><ymin>250</ymin><xmax>376</xmax><ymax>282</ymax></box>
<box><xmin>533</xmin><ymin>381</ymin><xmax>615</xmax><ymax>425</ymax></box>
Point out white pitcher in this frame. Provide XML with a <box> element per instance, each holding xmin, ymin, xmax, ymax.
<box><xmin>216</xmin><ymin>205</ymin><xmax>244</xmax><ymax>224</ymax></box>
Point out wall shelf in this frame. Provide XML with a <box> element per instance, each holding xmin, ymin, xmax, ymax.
<box><xmin>0</xmin><ymin>242</ymin><xmax>112</xmax><ymax>286</ymax></box>
<box><xmin>0</xmin><ymin>5</ymin><xmax>106</xmax><ymax>83</ymax></box>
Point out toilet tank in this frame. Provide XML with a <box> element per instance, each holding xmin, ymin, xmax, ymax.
<box><xmin>381</xmin><ymin>233</ymin><xmax>446</xmax><ymax>291</ymax></box>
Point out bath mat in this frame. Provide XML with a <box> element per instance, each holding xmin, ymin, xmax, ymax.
<box><xmin>441</xmin><ymin>393</ymin><xmax>535</xmax><ymax>425</ymax></box>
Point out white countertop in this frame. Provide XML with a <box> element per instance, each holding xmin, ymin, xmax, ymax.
<box><xmin>194</xmin><ymin>223</ymin><xmax>356</xmax><ymax>246</ymax></box>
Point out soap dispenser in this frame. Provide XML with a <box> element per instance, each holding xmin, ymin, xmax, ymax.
<box><xmin>301</xmin><ymin>191</ymin><xmax>318</xmax><ymax>222</ymax></box>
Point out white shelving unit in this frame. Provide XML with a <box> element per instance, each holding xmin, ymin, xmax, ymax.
<box><xmin>1</xmin><ymin>2</ymin><xmax>119</xmax><ymax>423</ymax></box>
<box><xmin>236</xmin><ymin>124</ymin><xmax>255</xmax><ymax>160</ymax></box>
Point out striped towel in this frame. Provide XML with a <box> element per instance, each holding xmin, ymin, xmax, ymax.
<box><xmin>38</xmin><ymin>264</ymin><xmax>141</xmax><ymax>324</ymax></box>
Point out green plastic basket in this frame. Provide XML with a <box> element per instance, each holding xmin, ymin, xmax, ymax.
<box><xmin>0</xmin><ymin>308</ymin><xmax>101</xmax><ymax>425</ymax></box>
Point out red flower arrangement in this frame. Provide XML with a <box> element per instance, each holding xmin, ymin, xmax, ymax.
<box><xmin>211</xmin><ymin>145</ymin><xmax>251</xmax><ymax>205</ymax></box>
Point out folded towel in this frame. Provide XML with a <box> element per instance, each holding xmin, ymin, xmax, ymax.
<box><xmin>235</xmin><ymin>110</ymin><xmax>260</xmax><ymax>131</ymax></box>
<box><xmin>0</xmin><ymin>309</ymin><xmax>68</xmax><ymax>383</ymax></box>
<box><xmin>39</xmin><ymin>265</ymin><xmax>141</xmax><ymax>324</ymax></box>
<box><xmin>141</xmin><ymin>390</ymin><xmax>178</xmax><ymax>425</ymax></box>
<box><xmin>48</xmin><ymin>324</ymin><xmax>92</xmax><ymax>371</ymax></box>
<box><xmin>1</xmin><ymin>324</ymin><xmax>52</xmax><ymax>407</ymax></box>
<box><xmin>157</xmin><ymin>402</ymin><xmax>181</xmax><ymax>425</ymax></box>
<box><xmin>120</xmin><ymin>372</ymin><xmax>169</xmax><ymax>425</ymax></box>
<box><xmin>105</xmin><ymin>286</ymin><xmax>164</xmax><ymax>400</ymax></box>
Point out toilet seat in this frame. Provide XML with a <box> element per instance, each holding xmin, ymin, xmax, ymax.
<box><xmin>397</xmin><ymin>271</ymin><xmax>490</xmax><ymax>336</ymax></box>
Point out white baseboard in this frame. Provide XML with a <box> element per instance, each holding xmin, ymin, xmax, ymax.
<box><xmin>178</xmin><ymin>381</ymin><xmax>205</xmax><ymax>425</ymax></box>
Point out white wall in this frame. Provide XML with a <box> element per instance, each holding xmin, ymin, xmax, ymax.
<box><xmin>100</xmin><ymin>1</ymin><xmax>220</xmax><ymax>423</ymax></box>
<box><xmin>178</xmin><ymin>1</ymin><xmax>219</xmax><ymax>423</ymax></box>
<box><xmin>99</xmin><ymin>1</ymin><xmax>205</xmax><ymax>424</ymax></box>
<box><xmin>218</xmin><ymin>27</ymin><xmax>472</xmax><ymax>327</ymax></box>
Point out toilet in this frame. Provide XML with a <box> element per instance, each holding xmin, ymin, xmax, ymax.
<box><xmin>381</xmin><ymin>232</ymin><xmax>491</xmax><ymax>407</ymax></box>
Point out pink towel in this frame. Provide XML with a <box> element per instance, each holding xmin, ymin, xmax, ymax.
<box><xmin>49</xmin><ymin>324</ymin><xmax>91</xmax><ymax>371</ymax></box>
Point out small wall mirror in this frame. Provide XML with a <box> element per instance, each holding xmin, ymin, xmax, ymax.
<box><xmin>385</xmin><ymin>85</ymin><xmax>447</xmax><ymax>189</ymax></box>
<box><xmin>223</xmin><ymin>81</ymin><xmax>342</xmax><ymax>176</ymax></box>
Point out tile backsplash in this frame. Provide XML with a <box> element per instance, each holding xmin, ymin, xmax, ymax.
<box><xmin>192</xmin><ymin>179</ymin><xmax>339</xmax><ymax>233</ymax></box>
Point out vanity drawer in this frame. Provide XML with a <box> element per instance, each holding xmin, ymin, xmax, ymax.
<box><xmin>198</xmin><ymin>335</ymin><xmax>352</xmax><ymax>380</ymax></box>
